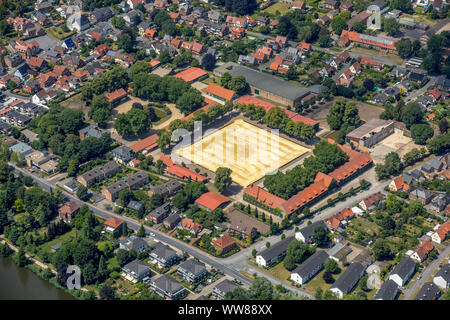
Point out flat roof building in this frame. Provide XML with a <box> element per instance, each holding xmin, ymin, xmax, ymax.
<box><xmin>346</xmin><ymin>119</ymin><xmax>394</xmax><ymax>148</ymax></box>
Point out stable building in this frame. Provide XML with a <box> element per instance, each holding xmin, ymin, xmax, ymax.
<box><xmin>214</xmin><ymin>62</ymin><xmax>311</xmax><ymax>107</ymax></box>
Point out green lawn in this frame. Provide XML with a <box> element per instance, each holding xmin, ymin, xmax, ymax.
<box><xmin>264</xmin><ymin>2</ymin><xmax>292</xmax><ymax>15</ymax></box>
<box><xmin>40</xmin><ymin>229</ymin><xmax>78</xmax><ymax>253</ymax></box>
<box><xmin>258</xmin><ymin>262</ymin><xmax>292</xmax><ymax>285</ymax></box>
<box><xmin>303</xmin><ymin>266</ymin><xmax>346</xmax><ymax>295</ymax></box>
<box><xmin>46</xmin><ymin>27</ymin><xmax>76</xmax><ymax>40</ymax></box>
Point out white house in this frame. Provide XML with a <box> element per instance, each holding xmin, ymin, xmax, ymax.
<box><xmin>330</xmin><ymin>262</ymin><xmax>365</xmax><ymax>298</ymax></box>
<box><xmin>433</xmin><ymin>264</ymin><xmax>450</xmax><ymax>290</ymax></box>
<box><xmin>290</xmin><ymin>251</ymin><xmax>329</xmax><ymax>285</ymax></box>
<box><xmin>431</xmin><ymin>221</ymin><xmax>450</xmax><ymax>244</ymax></box>
<box><xmin>389</xmin><ymin>257</ymin><xmax>416</xmax><ymax>287</ymax></box>
<box><xmin>295</xmin><ymin>221</ymin><xmax>328</xmax><ymax>243</ymax></box>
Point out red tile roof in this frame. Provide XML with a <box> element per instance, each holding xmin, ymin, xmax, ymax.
<box><xmin>340</xmin><ymin>30</ymin><xmax>397</xmax><ymax>51</ymax></box>
<box><xmin>173</xmin><ymin>67</ymin><xmax>207</xmax><ymax>82</ymax></box>
<box><xmin>326</xmin><ymin>207</ymin><xmax>354</xmax><ymax>229</ymax></box>
<box><xmin>360</xmin><ymin>55</ymin><xmax>382</xmax><ymax>68</ymax></box>
<box><xmin>160</xmin><ymin>155</ymin><xmax>174</xmax><ymax>167</ymax></box>
<box><xmin>435</xmin><ymin>221</ymin><xmax>450</xmax><ymax>241</ymax></box>
<box><xmin>179</xmin><ymin>217</ymin><xmax>203</xmax><ymax>234</ymax></box>
<box><xmin>168</xmin><ymin>164</ymin><xmax>208</xmax><ymax>182</ymax></box>
<box><xmin>244</xmin><ymin>184</ymin><xmax>285</xmax><ymax>209</ymax></box>
<box><xmin>414</xmin><ymin>240</ymin><xmax>434</xmax><ymax>260</ymax></box>
<box><xmin>204</xmin><ymin>83</ymin><xmax>235</xmax><ymax>101</ymax></box>
<box><xmin>105</xmin><ymin>88</ymin><xmax>127</xmax><ymax>103</ymax></box>
<box><xmin>428</xmin><ymin>88</ymin><xmax>441</xmax><ymax>101</ymax></box>
<box><xmin>211</xmin><ymin>235</ymin><xmax>236</xmax><ymax>250</ymax></box>
<box><xmin>195</xmin><ymin>192</ymin><xmax>230</xmax><ymax>211</ymax></box>
<box><xmin>130</xmin><ymin>134</ymin><xmax>158</xmax><ymax>153</ymax></box>
<box><xmin>149</xmin><ymin>59</ymin><xmax>161</xmax><ymax>67</ymax></box>
<box><xmin>392</xmin><ymin>176</ymin><xmax>409</xmax><ymax>191</ymax></box>
<box><xmin>59</xmin><ymin>202</ymin><xmax>80</xmax><ymax>215</ymax></box>
<box><xmin>104</xmin><ymin>217</ymin><xmax>124</xmax><ymax>230</ymax></box>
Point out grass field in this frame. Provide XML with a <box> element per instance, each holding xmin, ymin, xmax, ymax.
<box><xmin>46</xmin><ymin>27</ymin><xmax>76</xmax><ymax>40</ymax></box>
<box><xmin>264</xmin><ymin>2</ymin><xmax>292</xmax><ymax>15</ymax></box>
<box><xmin>40</xmin><ymin>229</ymin><xmax>78</xmax><ymax>253</ymax></box>
<box><xmin>176</xmin><ymin>119</ymin><xmax>310</xmax><ymax>187</ymax></box>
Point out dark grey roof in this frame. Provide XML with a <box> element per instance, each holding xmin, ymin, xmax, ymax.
<box><xmin>216</xmin><ymin>63</ymin><xmax>310</xmax><ymax>101</ymax></box>
<box><xmin>258</xmin><ymin>236</ymin><xmax>294</xmax><ymax>261</ymax></box>
<box><xmin>112</xmin><ymin>145</ymin><xmax>134</xmax><ymax>161</ymax></box>
<box><xmin>0</xmin><ymin>120</ymin><xmax>12</xmax><ymax>132</ymax></box>
<box><xmin>178</xmin><ymin>259</ymin><xmax>207</xmax><ymax>276</ymax></box>
<box><xmin>149</xmin><ymin>202</ymin><xmax>172</xmax><ymax>219</ymax></box>
<box><xmin>434</xmin><ymin>264</ymin><xmax>450</xmax><ymax>282</ymax></box>
<box><xmin>120</xmin><ymin>235</ymin><xmax>148</xmax><ymax>250</ymax></box>
<box><xmin>414</xmin><ymin>282</ymin><xmax>440</xmax><ymax>300</ymax></box>
<box><xmin>80</xmin><ymin>124</ymin><xmax>103</xmax><ymax>139</ymax></box>
<box><xmin>374</xmin><ymin>279</ymin><xmax>398</xmax><ymax>300</ymax></box>
<box><xmin>297</xmin><ymin>221</ymin><xmax>328</xmax><ymax>240</ymax></box>
<box><xmin>291</xmin><ymin>250</ymin><xmax>329</xmax><ymax>278</ymax></box>
<box><xmin>123</xmin><ymin>259</ymin><xmax>152</xmax><ymax>275</ymax></box>
<box><xmin>391</xmin><ymin>257</ymin><xmax>416</xmax><ymax>280</ymax></box>
<box><xmin>152</xmin><ymin>242</ymin><xmax>177</xmax><ymax>260</ymax></box>
<box><xmin>330</xmin><ymin>262</ymin><xmax>365</xmax><ymax>293</ymax></box>
<box><xmin>152</xmin><ymin>274</ymin><xmax>184</xmax><ymax>295</ymax></box>
<box><xmin>410</xmin><ymin>188</ymin><xmax>435</xmax><ymax>201</ymax></box>
<box><xmin>165</xmin><ymin>213</ymin><xmax>180</xmax><ymax>225</ymax></box>
<box><xmin>153</xmin><ymin>179</ymin><xmax>182</xmax><ymax>196</ymax></box>
<box><xmin>214</xmin><ymin>279</ymin><xmax>238</xmax><ymax>294</ymax></box>
<box><xmin>127</xmin><ymin>200</ymin><xmax>143</xmax><ymax>211</ymax></box>
<box><xmin>408</xmin><ymin>71</ymin><xmax>426</xmax><ymax>82</ymax></box>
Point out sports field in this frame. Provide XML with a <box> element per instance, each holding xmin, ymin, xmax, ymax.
<box><xmin>175</xmin><ymin>119</ymin><xmax>310</xmax><ymax>187</ymax></box>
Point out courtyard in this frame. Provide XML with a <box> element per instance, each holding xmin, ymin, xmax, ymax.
<box><xmin>175</xmin><ymin>119</ymin><xmax>310</xmax><ymax>187</ymax></box>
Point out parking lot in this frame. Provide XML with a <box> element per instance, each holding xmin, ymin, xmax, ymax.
<box><xmin>26</xmin><ymin>34</ymin><xmax>61</xmax><ymax>53</ymax></box>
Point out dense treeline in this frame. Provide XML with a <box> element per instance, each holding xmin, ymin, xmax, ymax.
<box><xmin>276</xmin><ymin>10</ymin><xmax>321</xmax><ymax>42</ymax></box>
<box><xmin>81</xmin><ymin>67</ymin><xmax>129</xmax><ymax>102</ymax></box>
<box><xmin>27</xmin><ymin>104</ymin><xmax>113</xmax><ymax>173</ymax></box>
<box><xmin>264</xmin><ymin>140</ymin><xmax>347</xmax><ymax>199</ymax></box>
<box><xmin>263</xmin><ymin>107</ymin><xmax>316</xmax><ymax>141</ymax></box>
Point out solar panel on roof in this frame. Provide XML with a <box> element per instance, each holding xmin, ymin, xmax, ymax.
<box><xmin>359</xmin><ymin>34</ymin><xmax>393</xmax><ymax>45</ymax></box>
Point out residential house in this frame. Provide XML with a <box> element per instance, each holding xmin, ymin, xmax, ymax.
<box><xmin>163</xmin><ymin>213</ymin><xmax>181</xmax><ymax>230</ymax></box>
<box><xmin>326</xmin><ymin>207</ymin><xmax>354</xmax><ymax>230</ymax></box>
<box><xmin>77</xmin><ymin>161</ymin><xmax>120</xmax><ymax>187</ymax></box>
<box><xmin>67</xmin><ymin>14</ymin><xmax>90</xmax><ymax>32</ymax></box>
<box><xmin>4</xmin><ymin>53</ymin><xmax>23</xmax><ymax>68</ymax></box>
<box><xmin>324</xmin><ymin>0</ymin><xmax>340</xmax><ymax>9</ymax></box>
<box><xmin>389</xmin><ymin>257</ymin><xmax>416</xmax><ymax>287</ymax></box>
<box><xmin>150</xmin><ymin>274</ymin><xmax>186</xmax><ymax>299</ymax></box>
<box><xmin>410</xmin><ymin>240</ymin><xmax>434</xmax><ymax>263</ymax></box>
<box><xmin>149</xmin><ymin>242</ymin><xmax>179</xmax><ymax>268</ymax></box>
<box><xmin>228</xmin><ymin>213</ymin><xmax>258</xmax><ymax>240</ymax></box>
<box><xmin>359</xmin><ymin>192</ymin><xmax>385</xmax><ymax>212</ymax></box>
<box><xmin>431</xmin><ymin>221</ymin><xmax>450</xmax><ymax>244</ymax></box>
<box><xmin>90</xmin><ymin>7</ymin><xmax>114</xmax><ymax>23</ymax></box>
<box><xmin>146</xmin><ymin>202</ymin><xmax>176</xmax><ymax>224</ymax></box>
<box><xmin>177</xmin><ymin>259</ymin><xmax>209</xmax><ymax>284</ymax></box>
<box><xmin>207</xmin><ymin>10</ymin><xmax>221</xmax><ymax>23</ymax></box>
<box><xmin>102</xmin><ymin>172</ymin><xmax>149</xmax><ymax>201</ymax></box>
<box><xmin>433</xmin><ymin>264</ymin><xmax>450</xmax><ymax>289</ymax></box>
<box><xmin>58</xmin><ymin>202</ymin><xmax>80</xmax><ymax>223</ymax></box>
<box><xmin>431</xmin><ymin>195</ymin><xmax>450</xmax><ymax>213</ymax></box>
<box><xmin>290</xmin><ymin>251</ymin><xmax>329</xmax><ymax>285</ymax></box>
<box><xmin>112</xmin><ymin>145</ymin><xmax>134</xmax><ymax>164</ymax></box>
<box><xmin>79</xmin><ymin>125</ymin><xmax>104</xmax><ymax>139</ymax></box>
<box><xmin>103</xmin><ymin>217</ymin><xmax>124</xmax><ymax>234</ymax></box>
<box><xmin>389</xmin><ymin>176</ymin><xmax>410</xmax><ymax>192</ymax></box>
<box><xmin>256</xmin><ymin>236</ymin><xmax>294</xmax><ymax>268</ymax></box>
<box><xmin>330</xmin><ymin>262</ymin><xmax>365</xmax><ymax>298</ymax></box>
<box><xmin>212</xmin><ymin>279</ymin><xmax>238</xmax><ymax>300</ymax></box>
<box><xmin>414</xmin><ymin>282</ymin><xmax>441</xmax><ymax>300</ymax></box>
<box><xmin>409</xmin><ymin>187</ymin><xmax>435</xmax><ymax>205</ymax></box>
<box><xmin>119</xmin><ymin>235</ymin><xmax>149</xmax><ymax>253</ymax></box>
<box><xmin>177</xmin><ymin>218</ymin><xmax>203</xmax><ymax>237</ymax></box>
<box><xmin>295</xmin><ymin>221</ymin><xmax>328</xmax><ymax>243</ymax></box>
<box><xmin>153</xmin><ymin>179</ymin><xmax>183</xmax><ymax>198</ymax></box>
<box><xmin>211</xmin><ymin>235</ymin><xmax>237</xmax><ymax>254</ymax></box>
<box><xmin>122</xmin><ymin>259</ymin><xmax>153</xmax><ymax>283</ymax></box>
<box><xmin>374</xmin><ymin>279</ymin><xmax>399</xmax><ymax>300</ymax></box>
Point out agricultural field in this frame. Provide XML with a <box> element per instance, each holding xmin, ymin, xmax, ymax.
<box><xmin>176</xmin><ymin>119</ymin><xmax>310</xmax><ymax>186</ymax></box>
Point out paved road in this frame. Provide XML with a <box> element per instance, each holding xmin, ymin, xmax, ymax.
<box><xmin>9</xmin><ymin>164</ymin><xmax>314</xmax><ymax>299</ymax></box>
<box><xmin>402</xmin><ymin>245</ymin><xmax>450</xmax><ymax>300</ymax></box>
<box><xmin>406</xmin><ymin>77</ymin><xmax>436</xmax><ymax>103</ymax></box>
